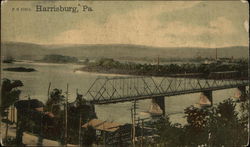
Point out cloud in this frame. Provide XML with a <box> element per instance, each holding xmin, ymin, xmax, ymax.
<box><xmin>2</xmin><ymin>1</ymin><xmax>247</xmax><ymax>47</ymax></box>
<box><xmin>162</xmin><ymin>17</ymin><xmax>236</xmax><ymax>36</ymax></box>
<box><xmin>52</xmin><ymin>1</ymin><xmax>203</xmax><ymax>46</ymax></box>
<box><xmin>209</xmin><ymin>17</ymin><xmax>235</xmax><ymax>34</ymax></box>
<box><xmin>53</xmin><ymin>10</ymin><xmax>240</xmax><ymax>48</ymax></box>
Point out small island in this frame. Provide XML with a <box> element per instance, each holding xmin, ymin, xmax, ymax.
<box><xmin>3</xmin><ymin>56</ymin><xmax>15</xmax><ymax>64</ymax></box>
<box><xmin>41</xmin><ymin>54</ymin><xmax>78</xmax><ymax>63</ymax></box>
<box><xmin>3</xmin><ymin>67</ymin><xmax>36</xmax><ymax>72</ymax></box>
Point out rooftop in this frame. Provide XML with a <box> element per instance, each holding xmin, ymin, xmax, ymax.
<box><xmin>82</xmin><ymin>119</ymin><xmax>122</xmax><ymax>132</ymax></box>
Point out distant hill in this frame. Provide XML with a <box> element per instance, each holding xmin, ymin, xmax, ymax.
<box><xmin>1</xmin><ymin>42</ymin><xmax>248</xmax><ymax>60</ymax></box>
<box><xmin>1</xmin><ymin>42</ymin><xmax>48</xmax><ymax>60</ymax></box>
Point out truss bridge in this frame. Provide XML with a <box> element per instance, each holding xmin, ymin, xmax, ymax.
<box><xmin>85</xmin><ymin>76</ymin><xmax>248</xmax><ymax>105</ymax></box>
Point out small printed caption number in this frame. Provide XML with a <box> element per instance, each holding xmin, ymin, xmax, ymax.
<box><xmin>12</xmin><ymin>7</ymin><xmax>31</xmax><ymax>12</ymax></box>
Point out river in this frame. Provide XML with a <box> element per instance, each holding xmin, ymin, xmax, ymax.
<box><xmin>2</xmin><ymin>61</ymin><xmax>240</xmax><ymax>125</ymax></box>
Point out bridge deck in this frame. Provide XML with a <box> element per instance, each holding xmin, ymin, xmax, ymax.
<box><xmin>84</xmin><ymin>77</ymin><xmax>248</xmax><ymax>104</ymax></box>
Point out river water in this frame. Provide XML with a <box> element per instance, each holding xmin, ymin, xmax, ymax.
<box><xmin>2</xmin><ymin>61</ymin><xmax>240</xmax><ymax>125</ymax></box>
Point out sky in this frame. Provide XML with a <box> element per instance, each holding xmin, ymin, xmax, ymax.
<box><xmin>1</xmin><ymin>0</ymin><xmax>249</xmax><ymax>48</ymax></box>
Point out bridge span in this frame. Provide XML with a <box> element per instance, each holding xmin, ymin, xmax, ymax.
<box><xmin>85</xmin><ymin>76</ymin><xmax>248</xmax><ymax>105</ymax></box>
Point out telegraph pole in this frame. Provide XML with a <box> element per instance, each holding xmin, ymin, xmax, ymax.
<box><xmin>132</xmin><ymin>99</ymin><xmax>138</xmax><ymax>146</ymax></box>
<box><xmin>141</xmin><ymin>119</ymin><xmax>144</xmax><ymax>147</ymax></box>
<box><xmin>47</xmin><ymin>82</ymin><xmax>51</xmax><ymax>101</ymax></box>
<box><xmin>65</xmin><ymin>84</ymin><xmax>69</xmax><ymax>146</ymax></box>
<box><xmin>133</xmin><ymin>101</ymin><xmax>136</xmax><ymax>146</ymax></box>
<box><xmin>130</xmin><ymin>108</ymin><xmax>134</xmax><ymax>146</ymax></box>
<box><xmin>157</xmin><ymin>56</ymin><xmax>160</xmax><ymax>71</ymax></box>
<box><xmin>79</xmin><ymin>112</ymin><xmax>82</xmax><ymax>146</ymax></box>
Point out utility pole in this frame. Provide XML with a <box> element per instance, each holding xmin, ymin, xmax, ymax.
<box><xmin>141</xmin><ymin>119</ymin><xmax>144</xmax><ymax>147</ymax></box>
<box><xmin>132</xmin><ymin>99</ymin><xmax>138</xmax><ymax>146</ymax></box>
<box><xmin>47</xmin><ymin>82</ymin><xmax>51</xmax><ymax>101</ymax></box>
<box><xmin>215</xmin><ymin>48</ymin><xmax>217</xmax><ymax>60</ymax></box>
<box><xmin>138</xmin><ymin>118</ymin><xmax>141</xmax><ymax>147</ymax></box>
<box><xmin>79</xmin><ymin>112</ymin><xmax>82</xmax><ymax>146</ymax></box>
<box><xmin>16</xmin><ymin>110</ymin><xmax>23</xmax><ymax>145</ymax></box>
<box><xmin>157</xmin><ymin>56</ymin><xmax>160</xmax><ymax>71</ymax></box>
<box><xmin>65</xmin><ymin>84</ymin><xmax>69</xmax><ymax>147</ymax></box>
<box><xmin>133</xmin><ymin>102</ymin><xmax>136</xmax><ymax>146</ymax></box>
<box><xmin>103</xmin><ymin>127</ymin><xmax>106</xmax><ymax>146</ymax></box>
<box><xmin>5</xmin><ymin>108</ymin><xmax>9</xmax><ymax>140</ymax></box>
<box><xmin>130</xmin><ymin>108</ymin><xmax>134</xmax><ymax>146</ymax></box>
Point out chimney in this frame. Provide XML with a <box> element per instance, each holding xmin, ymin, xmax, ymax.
<box><xmin>157</xmin><ymin>56</ymin><xmax>160</xmax><ymax>71</ymax></box>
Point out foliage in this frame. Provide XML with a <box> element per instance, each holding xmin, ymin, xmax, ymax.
<box><xmin>216</xmin><ymin>99</ymin><xmax>238</xmax><ymax>121</ymax></box>
<box><xmin>155</xmin><ymin>98</ymin><xmax>248</xmax><ymax>146</ymax></box>
<box><xmin>45</xmin><ymin>88</ymin><xmax>65</xmax><ymax>116</ymax></box>
<box><xmin>2</xmin><ymin>136</ymin><xmax>26</xmax><ymax>147</ymax></box>
<box><xmin>43</xmin><ymin>89</ymin><xmax>97</xmax><ymax>144</ymax></box>
<box><xmin>83</xmin><ymin>58</ymin><xmax>247</xmax><ymax>78</ymax></box>
<box><xmin>84</xmin><ymin>58</ymin><xmax>89</xmax><ymax>64</ymax></box>
<box><xmin>1</xmin><ymin>78</ymin><xmax>23</xmax><ymax>116</ymax></box>
<box><xmin>154</xmin><ymin>116</ymin><xmax>183</xmax><ymax>146</ymax></box>
<box><xmin>43</xmin><ymin>54</ymin><xmax>78</xmax><ymax>63</ymax></box>
<box><xmin>81</xmin><ymin>126</ymin><xmax>97</xmax><ymax>146</ymax></box>
<box><xmin>239</xmin><ymin>98</ymin><xmax>249</xmax><ymax>128</ymax></box>
<box><xmin>208</xmin><ymin>99</ymin><xmax>247</xmax><ymax>146</ymax></box>
<box><xmin>184</xmin><ymin>106</ymin><xmax>212</xmax><ymax>130</ymax></box>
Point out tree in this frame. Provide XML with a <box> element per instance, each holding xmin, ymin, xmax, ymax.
<box><xmin>1</xmin><ymin>78</ymin><xmax>23</xmax><ymax>116</ymax></box>
<box><xmin>154</xmin><ymin>116</ymin><xmax>183</xmax><ymax>146</ymax></box>
<box><xmin>208</xmin><ymin>99</ymin><xmax>248</xmax><ymax>146</ymax></box>
<box><xmin>182</xmin><ymin>106</ymin><xmax>212</xmax><ymax>146</ymax></box>
<box><xmin>154</xmin><ymin>98</ymin><xmax>248</xmax><ymax>146</ymax></box>
<box><xmin>45</xmin><ymin>88</ymin><xmax>65</xmax><ymax>116</ymax></box>
<box><xmin>43</xmin><ymin>54</ymin><xmax>78</xmax><ymax>63</ymax></box>
<box><xmin>1</xmin><ymin>78</ymin><xmax>23</xmax><ymax>146</ymax></box>
<box><xmin>81</xmin><ymin>126</ymin><xmax>97</xmax><ymax>146</ymax></box>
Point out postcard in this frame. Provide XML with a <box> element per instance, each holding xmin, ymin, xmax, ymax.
<box><xmin>1</xmin><ymin>0</ymin><xmax>249</xmax><ymax>146</ymax></box>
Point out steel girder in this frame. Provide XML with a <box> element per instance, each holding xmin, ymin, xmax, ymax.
<box><xmin>84</xmin><ymin>77</ymin><xmax>248</xmax><ymax>104</ymax></box>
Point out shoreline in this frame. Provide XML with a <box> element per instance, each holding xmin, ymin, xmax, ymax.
<box><xmin>74</xmin><ymin>69</ymin><xmax>132</xmax><ymax>77</ymax></box>
<box><xmin>3</xmin><ymin>60</ymin><xmax>247</xmax><ymax>80</ymax></box>
<box><xmin>74</xmin><ymin>57</ymin><xmax>248</xmax><ymax>80</ymax></box>
<box><xmin>2</xmin><ymin>60</ymin><xmax>84</xmax><ymax>68</ymax></box>
<box><xmin>75</xmin><ymin>67</ymin><xmax>248</xmax><ymax>80</ymax></box>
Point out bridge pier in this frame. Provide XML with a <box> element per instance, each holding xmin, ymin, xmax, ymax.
<box><xmin>152</xmin><ymin>96</ymin><xmax>165</xmax><ymax>115</ymax></box>
<box><xmin>237</xmin><ymin>86</ymin><xmax>247</xmax><ymax>101</ymax></box>
<box><xmin>200</xmin><ymin>90</ymin><xmax>213</xmax><ymax>106</ymax></box>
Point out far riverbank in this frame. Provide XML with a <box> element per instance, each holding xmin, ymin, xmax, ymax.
<box><xmin>75</xmin><ymin>58</ymin><xmax>248</xmax><ymax>80</ymax></box>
